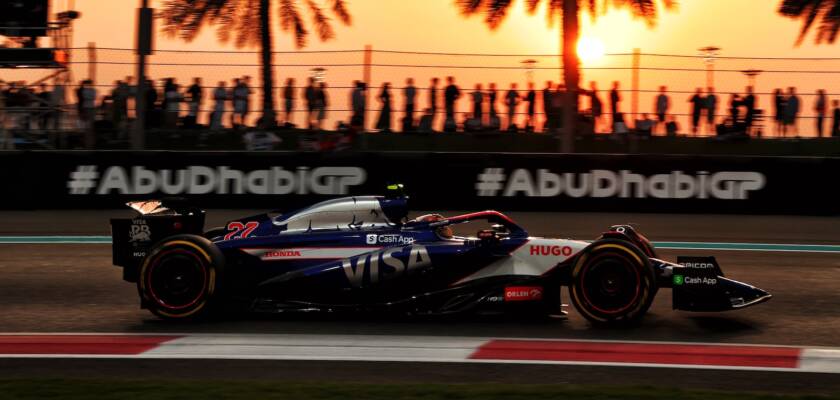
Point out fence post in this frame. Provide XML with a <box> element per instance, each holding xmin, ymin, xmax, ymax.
<box><xmin>631</xmin><ymin>48</ymin><xmax>640</xmax><ymax>123</ymax></box>
<box><xmin>133</xmin><ymin>0</ymin><xmax>153</xmax><ymax>150</ymax></box>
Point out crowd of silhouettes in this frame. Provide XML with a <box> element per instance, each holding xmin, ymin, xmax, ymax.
<box><xmin>4</xmin><ymin>77</ymin><xmax>840</xmax><ymax>144</ymax></box>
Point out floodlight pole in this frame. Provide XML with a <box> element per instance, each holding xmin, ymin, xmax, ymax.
<box><xmin>133</xmin><ymin>0</ymin><xmax>152</xmax><ymax>150</ymax></box>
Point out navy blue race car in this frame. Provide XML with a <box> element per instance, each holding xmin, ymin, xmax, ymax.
<box><xmin>111</xmin><ymin>188</ymin><xmax>770</xmax><ymax>325</ymax></box>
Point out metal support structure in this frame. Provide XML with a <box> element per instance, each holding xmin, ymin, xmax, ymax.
<box><xmin>631</xmin><ymin>48</ymin><xmax>640</xmax><ymax>122</ymax></box>
<box><xmin>699</xmin><ymin>46</ymin><xmax>721</xmax><ymax>90</ymax></box>
<box><xmin>132</xmin><ymin>0</ymin><xmax>152</xmax><ymax>150</ymax></box>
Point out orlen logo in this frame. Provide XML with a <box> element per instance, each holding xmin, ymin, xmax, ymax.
<box><xmin>504</xmin><ymin>286</ymin><xmax>544</xmax><ymax>302</ymax></box>
<box><xmin>264</xmin><ymin>250</ymin><xmax>303</xmax><ymax>259</ymax></box>
<box><xmin>530</xmin><ymin>245</ymin><xmax>573</xmax><ymax>257</ymax></box>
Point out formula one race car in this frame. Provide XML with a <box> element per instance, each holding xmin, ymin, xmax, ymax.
<box><xmin>111</xmin><ymin>187</ymin><xmax>771</xmax><ymax>325</ymax></box>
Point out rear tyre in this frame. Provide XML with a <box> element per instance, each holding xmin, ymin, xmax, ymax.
<box><xmin>138</xmin><ymin>235</ymin><xmax>224</xmax><ymax>320</ymax></box>
<box><xmin>569</xmin><ymin>239</ymin><xmax>657</xmax><ymax>326</ymax></box>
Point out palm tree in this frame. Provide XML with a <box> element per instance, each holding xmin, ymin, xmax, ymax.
<box><xmin>160</xmin><ymin>0</ymin><xmax>351</xmax><ymax>127</ymax></box>
<box><xmin>779</xmin><ymin>0</ymin><xmax>840</xmax><ymax>45</ymax></box>
<box><xmin>455</xmin><ymin>0</ymin><xmax>673</xmax><ymax>150</ymax></box>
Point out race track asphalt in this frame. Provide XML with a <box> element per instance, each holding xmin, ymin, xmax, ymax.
<box><xmin>0</xmin><ymin>210</ymin><xmax>839</xmax><ymax>392</ymax></box>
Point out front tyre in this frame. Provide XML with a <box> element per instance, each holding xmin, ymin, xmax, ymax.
<box><xmin>569</xmin><ymin>239</ymin><xmax>657</xmax><ymax>326</ymax></box>
<box><xmin>138</xmin><ymin>235</ymin><xmax>224</xmax><ymax>320</ymax></box>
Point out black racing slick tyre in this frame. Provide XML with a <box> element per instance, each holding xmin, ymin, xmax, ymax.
<box><xmin>569</xmin><ymin>239</ymin><xmax>658</xmax><ymax>326</ymax></box>
<box><xmin>138</xmin><ymin>235</ymin><xmax>224</xmax><ymax>320</ymax></box>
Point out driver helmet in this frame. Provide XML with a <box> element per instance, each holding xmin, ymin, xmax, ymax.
<box><xmin>413</xmin><ymin>214</ymin><xmax>453</xmax><ymax>239</ymax></box>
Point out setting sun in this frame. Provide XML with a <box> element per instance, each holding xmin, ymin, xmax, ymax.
<box><xmin>577</xmin><ymin>36</ymin><xmax>606</xmax><ymax>63</ymax></box>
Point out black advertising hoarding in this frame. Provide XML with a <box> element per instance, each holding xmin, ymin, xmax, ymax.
<box><xmin>0</xmin><ymin>151</ymin><xmax>836</xmax><ymax>215</ymax></box>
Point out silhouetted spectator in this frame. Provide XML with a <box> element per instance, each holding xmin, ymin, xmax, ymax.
<box><xmin>610</xmin><ymin>81</ymin><xmax>621</xmax><ymax>127</ymax></box>
<box><xmin>525</xmin><ymin>82</ymin><xmax>536</xmax><ymax>130</ymax></box>
<box><xmin>315</xmin><ymin>82</ymin><xmax>328</xmax><ymax>130</ymax></box>
<box><xmin>588</xmin><ymin>81</ymin><xmax>603</xmax><ymax>133</ymax></box>
<box><xmin>304</xmin><ymin>77</ymin><xmax>317</xmax><ymax>129</ymax></box>
<box><xmin>833</xmin><ymin>100</ymin><xmax>840</xmax><ymax>137</ymax></box>
<box><xmin>689</xmin><ymin>88</ymin><xmax>704</xmax><ymax>135</ymax></box>
<box><xmin>636</xmin><ymin>113</ymin><xmax>654</xmax><ymax>137</ymax></box>
<box><xmin>111</xmin><ymin>80</ymin><xmax>129</xmax><ymax>134</ymax></box>
<box><xmin>464</xmin><ymin>112</ymin><xmax>482</xmax><ymax>132</ymax></box>
<box><xmin>162</xmin><ymin>78</ymin><xmax>176</xmax><ymax>114</ymax></box>
<box><xmin>186</xmin><ymin>78</ymin><xmax>202</xmax><ymax>128</ymax></box>
<box><xmin>542</xmin><ymin>81</ymin><xmax>553</xmax><ymax>131</ymax></box>
<box><xmin>488</xmin><ymin>82</ymin><xmax>498</xmax><ymax>120</ymax></box>
<box><xmin>705</xmin><ymin>87</ymin><xmax>718</xmax><ymax>133</ymax></box>
<box><xmin>233</xmin><ymin>77</ymin><xmax>251</xmax><ymax>128</ymax></box>
<box><xmin>79</xmin><ymin>80</ymin><xmax>97</xmax><ymax>128</ymax></box>
<box><xmin>351</xmin><ymin>80</ymin><xmax>366</xmax><ymax>130</ymax></box>
<box><xmin>729</xmin><ymin>93</ymin><xmax>741</xmax><ymax>124</ymax></box>
<box><xmin>164</xmin><ymin>80</ymin><xmax>181</xmax><ymax>129</ymax></box>
<box><xmin>613</xmin><ymin>112</ymin><xmax>629</xmax><ymax>134</ymax></box>
<box><xmin>376</xmin><ymin>82</ymin><xmax>393</xmax><ymax>133</ymax></box>
<box><xmin>74</xmin><ymin>81</ymin><xmax>84</xmax><ymax>129</ymax></box>
<box><xmin>283</xmin><ymin>78</ymin><xmax>295</xmax><ymax>126</ymax></box>
<box><xmin>471</xmin><ymin>84</ymin><xmax>484</xmax><ymax>123</ymax></box>
<box><xmin>444</xmin><ymin>77</ymin><xmax>460</xmax><ymax>128</ymax></box>
<box><xmin>773</xmin><ymin>89</ymin><xmax>785</xmax><ymax>137</ymax></box>
<box><xmin>551</xmin><ymin>84</ymin><xmax>566</xmax><ymax>133</ymax></box>
<box><xmin>144</xmin><ymin>80</ymin><xmax>159</xmax><ymax>128</ymax></box>
<box><xmin>743</xmin><ymin>86</ymin><xmax>756</xmax><ymax>132</ymax></box>
<box><xmin>429</xmin><ymin>78</ymin><xmax>439</xmax><ymax>128</ymax></box>
<box><xmin>505</xmin><ymin>83</ymin><xmax>519</xmax><ymax>131</ymax></box>
<box><xmin>785</xmin><ymin>87</ymin><xmax>800</xmax><ymax>136</ymax></box>
<box><xmin>51</xmin><ymin>82</ymin><xmax>65</xmax><ymax>131</ymax></box>
<box><xmin>211</xmin><ymin>81</ymin><xmax>227</xmax><ymax>130</ymax></box>
<box><xmin>815</xmin><ymin>89</ymin><xmax>827</xmax><ymax>138</ymax></box>
<box><xmin>418</xmin><ymin>108</ymin><xmax>434</xmax><ymax>133</ymax></box>
<box><xmin>79</xmin><ymin>80</ymin><xmax>97</xmax><ymax>147</ymax></box>
<box><xmin>655</xmin><ymin>86</ymin><xmax>670</xmax><ymax>134</ymax></box>
<box><xmin>666</xmin><ymin>115</ymin><xmax>679</xmax><ymax>137</ymax></box>
<box><xmin>35</xmin><ymin>83</ymin><xmax>51</xmax><ymax>130</ymax></box>
<box><xmin>404</xmin><ymin>78</ymin><xmax>417</xmax><ymax>130</ymax></box>
<box><xmin>0</xmin><ymin>82</ymin><xmax>7</xmax><ymax>149</ymax></box>
<box><xmin>242</xmin><ymin>75</ymin><xmax>252</xmax><ymax>123</ymax></box>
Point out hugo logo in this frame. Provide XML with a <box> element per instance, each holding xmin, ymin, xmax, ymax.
<box><xmin>529</xmin><ymin>245</ymin><xmax>573</xmax><ymax>257</ymax></box>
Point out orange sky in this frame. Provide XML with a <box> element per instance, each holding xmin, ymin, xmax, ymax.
<box><xmin>62</xmin><ymin>0</ymin><xmax>835</xmax><ymax>58</ymax></box>
<box><xmin>14</xmin><ymin>0</ymin><xmax>840</xmax><ymax>135</ymax></box>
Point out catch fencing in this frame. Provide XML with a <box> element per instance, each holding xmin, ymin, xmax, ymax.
<box><xmin>4</xmin><ymin>47</ymin><xmax>840</xmax><ymax>136</ymax></box>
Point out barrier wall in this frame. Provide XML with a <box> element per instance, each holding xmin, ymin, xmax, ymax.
<box><xmin>1</xmin><ymin>151</ymin><xmax>836</xmax><ymax>215</ymax></box>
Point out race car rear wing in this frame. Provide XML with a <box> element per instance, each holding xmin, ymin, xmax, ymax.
<box><xmin>110</xmin><ymin>200</ymin><xmax>206</xmax><ymax>282</ymax></box>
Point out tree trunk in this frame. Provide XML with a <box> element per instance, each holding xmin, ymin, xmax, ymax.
<box><xmin>259</xmin><ymin>0</ymin><xmax>276</xmax><ymax>128</ymax></box>
<box><xmin>561</xmin><ymin>0</ymin><xmax>579</xmax><ymax>153</ymax></box>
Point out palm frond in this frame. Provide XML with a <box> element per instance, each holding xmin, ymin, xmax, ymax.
<box><xmin>780</xmin><ymin>0</ymin><xmax>840</xmax><ymax>45</ymax></box>
<box><xmin>456</xmin><ymin>0</ymin><xmax>673</xmax><ymax>29</ymax></box>
<box><xmin>456</xmin><ymin>0</ymin><xmax>485</xmax><ymax>16</ymax></box>
<box><xmin>332</xmin><ymin>0</ymin><xmax>352</xmax><ymax>24</ymax></box>
<box><xmin>279</xmin><ymin>0</ymin><xmax>308</xmax><ymax>48</ymax></box>
<box><xmin>817</xmin><ymin>1</ymin><xmax>840</xmax><ymax>43</ymax></box>
<box><xmin>307</xmin><ymin>0</ymin><xmax>336</xmax><ymax>41</ymax></box>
